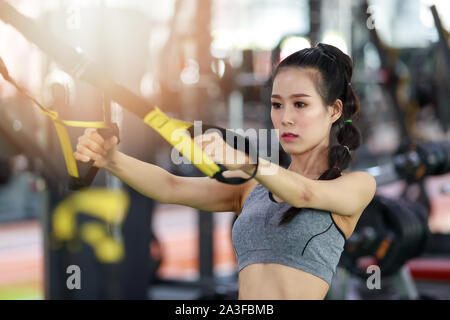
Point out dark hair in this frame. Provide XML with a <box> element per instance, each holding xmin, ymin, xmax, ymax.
<box><xmin>272</xmin><ymin>43</ymin><xmax>362</xmax><ymax>225</ymax></box>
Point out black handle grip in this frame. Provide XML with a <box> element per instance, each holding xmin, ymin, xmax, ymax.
<box><xmin>68</xmin><ymin>123</ymin><xmax>120</xmax><ymax>190</ymax></box>
<box><xmin>186</xmin><ymin>124</ymin><xmax>259</xmax><ymax>185</ymax></box>
<box><xmin>212</xmin><ymin>162</ymin><xmax>258</xmax><ymax>185</ymax></box>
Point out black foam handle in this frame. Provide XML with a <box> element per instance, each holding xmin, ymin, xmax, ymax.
<box><xmin>68</xmin><ymin>123</ymin><xmax>120</xmax><ymax>190</ymax></box>
<box><xmin>186</xmin><ymin>124</ymin><xmax>259</xmax><ymax>184</ymax></box>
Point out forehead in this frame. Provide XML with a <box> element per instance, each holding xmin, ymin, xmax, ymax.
<box><xmin>272</xmin><ymin>67</ymin><xmax>318</xmax><ymax>96</ymax></box>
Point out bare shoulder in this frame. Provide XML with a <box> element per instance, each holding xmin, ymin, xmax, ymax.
<box><xmin>340</xmin><ymin>170</ymin><xmax>377</xmax><ymax>215</ymax></box>
<box><xmin>341</xmin><ymin>170</ymin><xmax>376</xmax><ymax>183</ymax></box>
<box><xmin>306</xmin><ymin>170</ymin><xmax>377</xmax><ymax>219</ymax></box>
<box><xmin>342</xmin><ymin>171</ymin><xmax>377</xmax><ymax>193</ymax></box>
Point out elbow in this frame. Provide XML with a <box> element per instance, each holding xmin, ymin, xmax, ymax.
<box><xmin>293</xmin><ymin>187</ymin><xmax>313</xmax><ymax>208</ymax></box>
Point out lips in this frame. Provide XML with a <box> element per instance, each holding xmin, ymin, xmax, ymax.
<box><xmin>281</xmin><ymin>132</ymin><xmax>299</xmax><ymax>137</ymax></box>
<box><xmin>281</xmin><ymin>132</ymin><xmax>298</xmax><ymax>142</ymax></box>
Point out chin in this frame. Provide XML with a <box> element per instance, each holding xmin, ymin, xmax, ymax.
<box><xmin>283</xmin><ymin>142</ymin><xmax>309</xmax><ymax>151</ymax></box>
<box><xmin>281</xmin><ymin>144</ymin><xmax>302</xmax><ymax>153</ymax></box>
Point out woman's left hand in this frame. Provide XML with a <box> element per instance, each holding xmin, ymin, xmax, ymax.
<box><xmin>193</xmin><ymin>132</ymin><xmax>256</xmax><ymax>172</ymax></box>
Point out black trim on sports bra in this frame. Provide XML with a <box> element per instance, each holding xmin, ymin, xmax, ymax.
<box><xmin>268</xmin><ymin>189</ymin><xmax>347</xmax><ymax>242</ymax></box>
<box><xmin>301</xmin><ymin>222</ymin><xmax>333</xmax><ymax>255</ymax></box>
<box><xmin>268</xmin><ymin>190</ymin><xmax>279</xmax><ymax>203</ymax></box>
<box><xmin>329</xmin><ymin>212</ymin><xmax>347</xmax><ymax>242</ymax></box>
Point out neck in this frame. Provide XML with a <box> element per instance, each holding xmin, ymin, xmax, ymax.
<box><xmin>287</xmin><ymin>140</ymin><xmax>330</xmax><ymax>180</ymax></box>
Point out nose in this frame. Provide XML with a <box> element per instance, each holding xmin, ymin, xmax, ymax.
<box><xmin>281</xmin><ymin>106</ymin><xmax>295</xmax><ymax>126</ymax></box>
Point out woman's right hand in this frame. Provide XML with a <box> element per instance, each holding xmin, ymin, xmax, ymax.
<box><xmin>73</xmin><ymin>128</ymin><xmax>119</xmax><ymax>168</ymax></box>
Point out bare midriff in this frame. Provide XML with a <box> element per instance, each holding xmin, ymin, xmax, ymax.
<box><xmin>238</xmin><ymin>263</ymin><xmax>330</xmax><ymax>300</ymax></box>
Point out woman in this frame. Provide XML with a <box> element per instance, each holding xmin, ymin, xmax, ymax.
<box><xmin>74</xmin><ymin>43</ymin><xmax>376</xmax><ymax>300</ymax></box>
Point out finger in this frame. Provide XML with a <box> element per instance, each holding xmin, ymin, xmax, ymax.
<box><xmin>222</xmin><ymin>169</ymin><xmax>250</xmax><ymax>179</ymax></box>
<box><xmin>88</xmin><ymin>130</ymin><xmax>105</xmax><ymax>146</ymax></box>
<box><xmin>76</xmin><ymin>144</ymin><xmax>102</xmax><ymax>162</ymax></box>
<box><xmin>207</xmin><ymin>131</ymin><xmax>222</xmax><ymax>141</ymax></box>
<box><xmin>201</xmin><ymin>133</ymin><xmax>217</xmax><ymax>148</ymax></box>
<box><xmin>193</xmin><ymin>135</ymin><xmax>202</xmax><ymax>145</ymax></box>
<box><xmin>73</xmin><ymin>151</ymin><xmax>90</xmax><ymax>163</ymax></box>
<box><xmin>194</xmin><ymin>135</ymin><xmax>208</xmax><ymax>149</ymax></box>
<box><xmin>104</xmin><ymin>136</ymin><xmax>118</xmax><ymax>150</ymax></box>
<box><xmin>206</xmin><ymin>149</ymin><xmax>218</xmax><ymax>163</ymax></box>
<box><xmin>79</xmin><ymin>137</ymin><xmax>105</xmax><ymax>155</ymax></box>
<box><xmin>84</xmin><ymin>128</ymin><xmax>97</xmax><ymax>136</ymax></box>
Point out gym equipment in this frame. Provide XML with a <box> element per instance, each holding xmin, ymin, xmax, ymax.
<box><xmin>52</xmin><ymin>188</ymin><xmax>129</xmax><ymax>263</ymax></box>
<box><xmin>394</xmin><ymin>140</ymin><xmax>450</xmax><ymax>175</ymax></box>
<box><xmin>360</xmin><ymin>140</ymin><xmax>450</xmax><ymax>209</ymax></box>
<box><xmin>337</xmin><ymin>138</ymin><xmax>450</xmax><ymax>299</ymax></box>
<box><xmin>341</xmin><ymin>139</ymin><xmax>450</xmax><ymax>278</ymax></box>
<box><xmin>394</xmin><ymin>140</ymin><xmax>450</xmax><ymax>210</ymax></box>
<box><xmin>430</xmin><ymin>5</ymin><xmax>450</xmax><ymax>90</ymax></box>
<box><xmin>49</xmin><ymin>188</ymin><xmax>130</xmax><ymax>299</ymax></box>
<box><xmin>0</xmin><ymin>0</ymin><xmax>259</xmax><ymax>190</ymax></box>
<box><xmin>340</xmin><ymin>194</ymin><xmax>430</xmax><ymax>278</ymax></box>
<box><xmin>356</xmin><ymin>1</ymin><xmax>450</xmax><ymax>137</ymax></box>
<box><xmin>0</xmin><ymin>56</ymin><xmax>120</xmax><ymax>189</ymax></box>
<box><xmin>407</xmin><ymin>4</ymin><xmax>450</xmax><ymax>133</ymax></box>
<box><xmin>333</xmin><ymin>3</ymin><xmax>450</xmax><ymax>298</ymax></box>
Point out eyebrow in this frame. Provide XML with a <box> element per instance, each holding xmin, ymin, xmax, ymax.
<box><xmin>271</xmin><ymin>93</ymin><xmax>311</xmax><ymax>99</ymax></box>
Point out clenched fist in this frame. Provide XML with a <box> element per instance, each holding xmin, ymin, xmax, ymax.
<box><xmin>73</xmin><ymin>128</ymin><xmax>118</xmax><ymax>168</ymax></box>
<box><xmin>193</xmin><ymin>131</ymin><xmax>256</xmax><ymax>173</ymax></box>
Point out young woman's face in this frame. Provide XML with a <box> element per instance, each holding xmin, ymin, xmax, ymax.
<box><xmin>270</xmin><ymin>67</ymin><xmax>337</xmax><ymax>155</ymax></box>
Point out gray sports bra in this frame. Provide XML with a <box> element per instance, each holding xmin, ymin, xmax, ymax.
<box><xmin>231</xmin><ymin>183</ymin><xmax>346</xmax><ymax>285</ymax></box>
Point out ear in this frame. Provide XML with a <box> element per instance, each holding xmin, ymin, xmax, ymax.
<box><xmin>328</xmin><ymin>99</ymin><xmax>343</xmax><ymax>123</ymax></box>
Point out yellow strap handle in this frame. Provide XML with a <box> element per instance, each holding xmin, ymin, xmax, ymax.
<box><xmin>40</xmin><ymin>108</ymin><xmax>107</xmax><ymax>179</ymax></box>
<box><xmin>43</xmin><ymin>105</ymin><xmax>221</xmax><ymax>181</ymax></box>
<box><xmin>143</xmin><ymin>106</ymin><xmax>221</xmax><ymax>178</ymax></box>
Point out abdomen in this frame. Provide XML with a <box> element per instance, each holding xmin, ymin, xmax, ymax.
<box><xmin>238</xmin><ymin>263</ymin><xmax>330</xmax><ymax>300</ymax></box>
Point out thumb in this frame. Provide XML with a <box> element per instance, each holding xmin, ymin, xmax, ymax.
<box><xmin>105</xmin><ymin>136</ymin><xmax>118</xmax><ymax>150</ymax></box>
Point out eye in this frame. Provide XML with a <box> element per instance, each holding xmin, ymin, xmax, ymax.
<box><xmin>271</xmin><ymin>102</ymin><xmax>282</xmax><ymax>109</ymax></box>
<box><xmin>295</xmin><ymin>102</ymin><xmax>306</xmax><ymax>108</ymax></box>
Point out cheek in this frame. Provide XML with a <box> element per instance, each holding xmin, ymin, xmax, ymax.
<box><xmin>300</xmin><ymin>109</ymin><xmax>327</xmax><ymax>135</ymax></box>
<box><xmin>294</xmin><ymin>112</ymin><xmax>314</xmax><ymax>131</ymax></box>
<box><xmin>297</xmin><ymin>114</ymin><xmax>311</xmax><ymax>127</ymax></box>
<box><xmin>270</xmin><ymin>111</ymin><xmax>279</xmax><ymax>126</ymax></box>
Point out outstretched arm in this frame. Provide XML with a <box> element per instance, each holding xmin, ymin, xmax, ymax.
<box><xmin>74</xmin><ymin>128</ymin><xmax>243</xmax><ymax>213</ymax></box>
<box><xmin>241</xmin><ymin>158</ymin><xmax>376</xmax><ymax>217</ymax></box>
<box><xmin>107</xmin><ymin>151</ymin><xmax>243</xmax><ymax>212</ymax></box>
